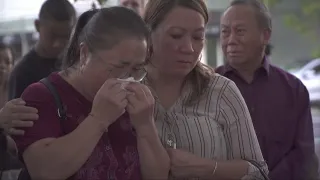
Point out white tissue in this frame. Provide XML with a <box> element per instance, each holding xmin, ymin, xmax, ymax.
<box><xmin>118</xmin><ymin>77</ymin><xmax>136</xmax><ymax>82</ymax></box>
<box><xmin>118</xmin><ymin>77</ymin><xmax>137</xmax><ymax>89</ymax></box>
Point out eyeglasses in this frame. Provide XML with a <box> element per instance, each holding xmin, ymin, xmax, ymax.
<box><xmin>93</xmin><ymin>53</ymin><xmax>148</xmax><ymax>82</ymax></box>
<box><xmin>116</xmin><ymin>67</ymin><xmax>147</xmax><ymax>82</ymax></box>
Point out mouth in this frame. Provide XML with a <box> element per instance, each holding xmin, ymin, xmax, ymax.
<box><xmin>227</xmin><ymin>52</ymin><xmax>242</xmax><ymax>57</ymax></box>
<box><xmin>177</xmin><ymin>60</ymin><xmax>192</xmax><ymax>64</ymax></box>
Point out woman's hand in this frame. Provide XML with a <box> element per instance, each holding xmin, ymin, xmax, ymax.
<box><xmin>90</xmin><ymin>79</ymin><xmax>128</xmax><ymax>129</ymax></box>
<box><xmin>0</xmin><ymin>98</ymin><xmax>39</xmax><ymax>135</ymax></box>
<box><xmin>125</xmin><ymin>82</ymin><xmax>155</xmax><ymax>131</ymax></box>
<box><xmin>167</xmin><ymin>148</ymin><xmax>217</xmax><ymax>179</ymax></box>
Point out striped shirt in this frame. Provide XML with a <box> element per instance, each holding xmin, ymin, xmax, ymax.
<box><xmin>143</xmin><ymin>74</ymin><xmax>268</xmax><ymax>180</ymax></box>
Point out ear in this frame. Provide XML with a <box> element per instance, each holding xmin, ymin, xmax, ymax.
<box><xmin>79</xmin><ymin>42</ymin><xmax>90</xmax><ymax>67</ymax></box>
<box><xmin>262</xmin><ymin>29</ymin><xmax>271</xmax><ymax>45</ymax></box>
<box><xmin>34</xmin><ymin>19</ymin><xmax>40</xmax><ymax>33</ymax></box>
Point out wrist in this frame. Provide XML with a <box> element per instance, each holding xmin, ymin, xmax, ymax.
<box><xmin>192</xmin><ymin>158</ymin><xmax>218</xmax><ymax>179</ymax></box>
<box><xmin>134</xmin><ymin>122</ymin><xmax>157</xmax><ymax>138</ymax></box>
<box><xmin>87</xmin><ymin>114</ymin><xmax>110</xmax><ymax>133</ymax></box>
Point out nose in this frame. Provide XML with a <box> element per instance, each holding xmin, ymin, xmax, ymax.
<box><xmin>227</xmin><ymin>32</ymin><xmax>238</xmax><ymax>45</ymax></box>
<box><xmin>180</xmin><ymin>37</ymin><xmax>194</xmax><ymax>54</ymax></box>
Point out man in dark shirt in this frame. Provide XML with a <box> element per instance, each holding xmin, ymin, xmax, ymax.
<box><xmin>8</xmin><ymin>0</ymin><xmax>76</xmax><ymax>100</ymax></box>
<box><xmin>216</xmin><ymin>0</ymin><xmax>319</xmax><ymax>179</ymax></box>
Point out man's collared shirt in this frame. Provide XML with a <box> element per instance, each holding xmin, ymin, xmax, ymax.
<box><xmin>216</xmin><ymin>59</ymin><xmax>319</xmax><ymax>180</ymax></box>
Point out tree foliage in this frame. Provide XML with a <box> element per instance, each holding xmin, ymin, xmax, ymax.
<box><xmin>266</xmin><ymin>0</ymin><xmax>320</xmax><ymax>57</ymax></box>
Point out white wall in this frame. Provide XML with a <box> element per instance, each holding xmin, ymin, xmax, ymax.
<box><xmin>0</xmin><ymin>0</ymin><xmax>47</xmax><ymax>21</ymax></box>
<box><xmin>206</xmin><ymin>0</ymin><xmax>230</xmax><ymax>10</ymax></box>
<box><xmin>201</xmin><ymin>45</ymin><xmax>208</xmax><ymax>64</ymax></box>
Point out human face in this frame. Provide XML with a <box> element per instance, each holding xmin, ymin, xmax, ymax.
<box><xmin>150</xmin><ymin>7</ymin><xmax>205</xmax><ymax>77</ymax></box>
<box><xmin>0</xmin><ymin>48</ymin><xmax>13</xmax><ymax>80</ymax></box>
<box><xmin>120</xmin><ymin>0</ymin><xmax>144</xmax><ymax>15</ymax></box>
<box><xmin>220</xmin><ymin>5</ymin><xmax>270</xmax><ymax>66</ymax></box>
<box><xmin>36</xmin><ymin>19</ymin><xmax>74</xmax><ymax>58</ymax></box>
<box><xmin>80</xmin><ymin>38</ymin><xmax>148</xmax><ymax>95</ymax></box>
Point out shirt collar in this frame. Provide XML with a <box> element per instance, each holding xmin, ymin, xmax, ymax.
<box><xmin>222</xmin><ymin>56</ymin><xmax>270</xmax><ymax>76</ymax></box>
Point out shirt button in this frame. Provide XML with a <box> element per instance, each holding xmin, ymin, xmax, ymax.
<box><xmin>251</xmin><ymin>107</ymin><xmax>255</xmax><ymax>112</ymax></box>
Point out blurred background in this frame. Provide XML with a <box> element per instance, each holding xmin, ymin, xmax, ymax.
<box><xmin>0</xmin><ymin>0</ymin><xmax>319</xmax><ymax>149</ymax></box>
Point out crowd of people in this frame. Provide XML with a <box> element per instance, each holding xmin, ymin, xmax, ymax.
<box><xmin>0</xmin><ymin>0</ymin><xmax>319</xmax><ymax>180</ymax></box>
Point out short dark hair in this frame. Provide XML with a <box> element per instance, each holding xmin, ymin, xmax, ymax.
<box><xmin>39</xmin><ymin>0</ymin><xmax>76</xmax><ymax>21</ymax></box>
<box><xmin>229</xmin><ymin>0</ymin><xmax>272</xmax><ymax>30</ymax></box>
<box><xmin>63</xmin><ymin>7</ymin><xmax>149</xmax><ymax>69</ymax></box>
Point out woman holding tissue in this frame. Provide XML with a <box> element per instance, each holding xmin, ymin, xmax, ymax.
<box><xmin>142</xmin><ymin>0</ymin><xmax>268</xmax><ymax>179</ymax></box>
<box><xmin>12</xmin><ymin>7</ymin><xmax>169</xmax><ymax>180</ymax></box>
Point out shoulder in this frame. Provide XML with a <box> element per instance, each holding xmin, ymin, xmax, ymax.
<box><xmin>214</xmin><ymin>65</ymin><xmax>226</xmax><ymax>75</ymax></box>
<box><xmin>21</xmin><ymin>81</ymin><xmax>54</xmax><ymax>104</ymax></box>
<box><xmin>203</xmin><ymin>73</ymin><xmax>242</xmax><ymax>105</ymax></box>
<box><xmin>208</xmin><ymin>74</ymin><xmax>244</xmax><ymax>106</ymax></box>
<box><xmin>206</xmin><ymin>73</ymin><xmax>238</xmax><ymax>93</ymax></box>
<box><xmin>269</xmin><ymin>65</ymin><xmax>308</xmax><ymax>97</ymax></box>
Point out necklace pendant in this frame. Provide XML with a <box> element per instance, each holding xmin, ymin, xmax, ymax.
<box><xmin>166</xmin><ymin>139</ymin><xmax>176</xmax><ymax>149</ymax></box>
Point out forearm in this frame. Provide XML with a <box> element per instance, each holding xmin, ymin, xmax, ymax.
<box><xmin>24</xmin><ymin>116</ymin><xmax>105</xmax><ymax>180</ymax></box>
<box><xmin>193</xmin><ymin>158</ymin><xmax>249</xmax><ymax>180</ymax></box>
<box><xmin>136</xmin><ymin>123</ymin><xmax>170</xmax><ymax>180</ymax></box>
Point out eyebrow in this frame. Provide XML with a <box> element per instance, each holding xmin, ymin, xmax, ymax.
<box><xmin>119</xmin><ymin>60</ymin><xmax>146</xmax><ymax>66</ymax></box>
<box><xmin>120</xmin><ymin>61</ymin><xmax>131</xmax><ymax>65</ymax></box>
<box><xmin>168</xmin><ymin>26</ymin><xmax>205</xmax><ymax>32</ymax></box>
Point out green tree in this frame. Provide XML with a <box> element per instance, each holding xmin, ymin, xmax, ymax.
<box><xmin>266</xmin><ymin>0</ymin><xmax>320</xmax><ymax>57</ymax></box>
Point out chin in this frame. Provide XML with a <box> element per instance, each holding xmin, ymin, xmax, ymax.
<box><xmin>170</xmin><ymin>69</ymin><xmax>193</xmax><ymax>78</ymax></box>
<box><xmin>227</xmin><ymin>57</ymin><xmax>247</xmax><ymax>65</ymax></box>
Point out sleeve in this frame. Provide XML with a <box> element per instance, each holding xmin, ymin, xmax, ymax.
<box><xmin>269</xmin><ymin>80</ymin><xmax>319</xmax><ymax>180</ymax></box>
<box><xmin>8</xmin><ymin>69</ymin><xmax>30</xmax><ymax>100</ymax></box>
<box><xmin>12</xmin><ymin>82</ymin><xmax>63</xmax><ymax>156</ymax></box>
<box><xmin>217</xmin><ymin>80</ymin><xmax>269</xmax><ymax>180</ymax></box>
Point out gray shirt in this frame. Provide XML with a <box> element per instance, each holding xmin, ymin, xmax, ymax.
<box><xmin>143</xmin><ymin>74</ymin><xmax>268</xmax><ymax>179</ymax></box>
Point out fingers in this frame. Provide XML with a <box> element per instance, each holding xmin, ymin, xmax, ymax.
<box><xmin>11</xmin><ymin>105</ymin><xmax>38</xmax><ymax>114</ymax></box>
<box><xmin>7</xmin><ymin>128</ymin><xmax>25</xmax><ymax>136</ymax></box>
<box><xmin>8</xmin><ymin>98</ymin><xmax>26</xmax><ymax>106</ymax></box>
<box><xmin>102</xmin><ymin>78</ymin><xmax>123</xmax><ymax>89</ymax></box>
<box><xmin>125</xmin><ymin>83</ymin><xmax>147</xmax><ymax>100</ymax></box>
<box><xmin>127</xmin><ymin>93</ymin><xmax>139</xmax><ymax>109</ymax></box>
<box><xmin>11</xmin><ymin>120</ymin><xmax>34</xmax><ymax>128</ymax></box>
<box><xmin>12</xmin><ymin>112</ymin><xmax>39</xmax><ymax>121</ymax></box>
<box><xmin>139</xmin><ymin>84</ymin><xmax>154</xmax><ymax>100</ymax></box>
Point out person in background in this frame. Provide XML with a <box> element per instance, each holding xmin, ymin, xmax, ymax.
<box><xmin>0</xmin><ymin>129</ymin><xmax>22</xmax><ymax>180</ymax></box>
<box><xmin>8</xmin><ymin>0</ymin><xmax>76</xmax><ymax>100</ymax></box>
<box><xmin>120</xmin><ymin>0</ymin><xmax>145</xmax><ymax>16</ymax></box>
<box><xmin>215</xmin><ymin>0</ymin><xmax>319</xmax><ymax>179</ymax></box>
<box><xmin>13</xmin><ymin>7</ymin><xmax>169</xmax><ymax>180</ymax></box>
<box><xmin>143</xmin><ymin>0</ymin><xmax>268</xmax><ymax>179</ymax></box>
<box><xmin>0</xmin><ymin>43</ymin><xmax>13</xmax><ymax>108</ymax></box>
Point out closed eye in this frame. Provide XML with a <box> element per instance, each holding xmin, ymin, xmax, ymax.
<box><xmin>171</xmin><ymin>34</ymin><xmax>183</xmax><ymax>39</ymax></box>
